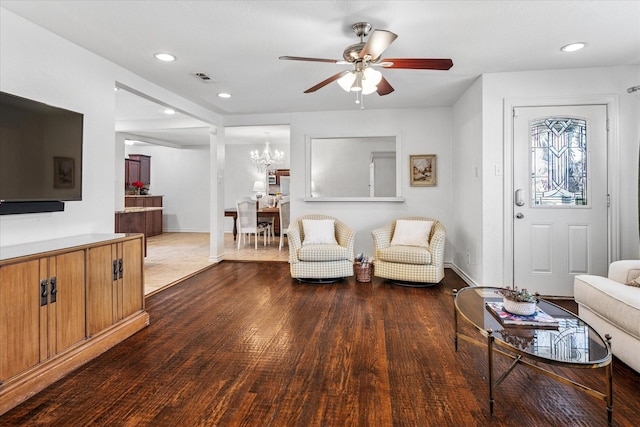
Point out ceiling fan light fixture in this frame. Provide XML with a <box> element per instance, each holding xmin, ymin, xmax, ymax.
<box><xmin>361</xmin><ymin>68</ymin><xmax>382</xmax><ymax>94</ymax></box>
<box><xmin>337</xmin><ymin>72</ymin><xmax>356</xmax><ymax>92</ymax></box>
<box><xmin>351</xmin><ymin>76</ymin><xmax>363</xmax><ymax>92</ymax></box>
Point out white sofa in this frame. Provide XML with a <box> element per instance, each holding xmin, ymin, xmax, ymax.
<box><xmin>574</xmin><ymin>260</ymin><xmax>640</xmax><ymax>373</ymax></box>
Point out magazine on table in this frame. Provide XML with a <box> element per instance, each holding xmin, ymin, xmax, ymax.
<box><xmin>486</xmin><ymin>301</ymin><xmax>559</xmax><ymax>329</ymax></box>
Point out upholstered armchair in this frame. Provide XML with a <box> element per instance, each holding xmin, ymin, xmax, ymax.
<box><xmin>371</xmin><ymin>217</ymin><xmax>446</xmax><ymax>286</ymax></box>
<box><xmin>288</xmin><ymin>214</ymin><xmax>356</xmax><ymax>282</ymax></box>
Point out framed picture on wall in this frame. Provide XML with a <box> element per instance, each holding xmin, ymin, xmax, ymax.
<box><xmin>54</xmin><ymin>156</ymin><xmax>74</xmax><ymax>188</ymax></box>
<box><xmin>410</xmin><ymin>154</ymin><xmax>436</xmax><ymax>187</ymax></box>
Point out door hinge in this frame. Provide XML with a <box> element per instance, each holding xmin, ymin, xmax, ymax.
<box><xmin>607</xmin><ymin>194</ymin><xmax>611</xmax><ymax>207</ymax></box>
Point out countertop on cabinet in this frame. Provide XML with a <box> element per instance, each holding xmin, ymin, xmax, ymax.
<box><xmin>116</xmin><ymin>207</ymin><xmax>164</xmax><ymax>214</ymax></box>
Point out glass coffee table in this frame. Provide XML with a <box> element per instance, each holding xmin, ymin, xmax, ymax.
<box><xmin>453</xmin><ymin>286</ymin><xmax>613</xmax><ymax>425</ymax></box>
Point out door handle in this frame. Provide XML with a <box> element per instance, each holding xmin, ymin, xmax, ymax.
<box><xmin>40</xmin><ymin>279</ymin><xmax>48</xmax><ymax>306</ymax></box>
<box><xmin>515</xmin><ymin>189</ymin><xmax>525</xmax><ymax>206</ymax></box>
<box><xmin>516</xmin><ymin>213</ymin><xmax>524</xmax><ymax>219</ymax></box>
<box><xmin>50</xmin><ymin>277</ymin><xmax>57</xmax><ymax>303</ymax></box>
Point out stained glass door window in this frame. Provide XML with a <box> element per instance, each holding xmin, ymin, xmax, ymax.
<box><xmin>530</xmin><ymin>117</ymin><xmax>588</xmax><ymax>206</ymax></box>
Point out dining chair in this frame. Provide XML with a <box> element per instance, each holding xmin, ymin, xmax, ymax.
<box><xmin>236</xmin><ymin>197</ymin><xmax>270</xmax><ymax>249</ymax></box>
<box><xmin>257</xmin><ymin>196</ymin><xmax>275</xmax><ymax>242</ymax></box>
<box><xmin>278</xmin><ymin>197</ymin><xmax>290</xmax><ymax>251</ymax></box>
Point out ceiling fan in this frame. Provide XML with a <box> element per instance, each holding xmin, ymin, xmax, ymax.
<box><xmin>279</xmin><ymin>22</ymin><xmax>453</xmax><ymax>97</ymax></box>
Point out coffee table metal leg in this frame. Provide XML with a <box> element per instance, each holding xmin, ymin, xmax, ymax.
<box><xmin>453</xmin><ymin>289</ymin><xmax>459</xmax><ymax>351</ymax></box>
<box><xmin>487</xmin><ymin>329</ymin><xmax>495</xmax><ymax>416</ymax></box>
<box><xmin>605</xmin><ymin>334</ymin><xmax>613</xmax><ymax>426</ymax></box>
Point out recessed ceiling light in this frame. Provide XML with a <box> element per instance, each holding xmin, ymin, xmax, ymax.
<box><xmin>217</xmin><ymin>92</ymin><xmax>232</xmax><ymax>98</ymax></box>
<box><xmin>154</xmin><ymin>52</ymin><xmax>176</xmax><ymax>62</ymax></box>
<box><xmin>124</xmin><ymin>139</ymin><xmax>135</xmax><ymax>146</ymax></box>
<box><xmin>163</xmin><ymin>108</ymin><xmax>176</xmax><ymax>115</ymax></box>
<box><xmin>560</xmin><ymin>42</ymin><xmax>586</xmax><ymax>52</ymax></box>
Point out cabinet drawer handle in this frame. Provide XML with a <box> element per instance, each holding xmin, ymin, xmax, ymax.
<box><xmin>113</xmin><ymin>260</ymin><xmax>118</xmax><ymax>281</ymax></box>
<box><xmin>40</xmin><ymin>279</ymin><xmax>48</xmax><ymax>306</ymax></box>
<box><xmin>119</xmin><ymin>258</ymin><xmax>124</xmax><ymax>279</ymax></box>
<box><xmin>50</xmin><ymin>277</ymin><xmax>57</xmax><ymax>303</ymax></box>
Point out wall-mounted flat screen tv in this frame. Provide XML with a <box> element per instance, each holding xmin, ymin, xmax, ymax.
<box><xmin>0</xmin><ymin>91</ymin><xmax>83</xmax><ymax>208</ymax></box>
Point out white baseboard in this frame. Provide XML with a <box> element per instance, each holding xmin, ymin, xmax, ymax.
<box><xmin>447</xmin><ymin>262</ymin><xmax>479</xmax><ymax>287</ymax></box>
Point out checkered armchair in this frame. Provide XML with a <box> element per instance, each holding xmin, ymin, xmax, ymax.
<box><xmin>372</xmin><ymin>217</ymin><xmax>446</xmax><ymax>284</ymax></box>
<box><xmin>288</xmin><ymin>214</ymin><xmax>356</xmax><ymax>280</ymax></box>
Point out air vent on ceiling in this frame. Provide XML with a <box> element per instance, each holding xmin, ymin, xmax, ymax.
<box><xmin>192</xmin><ymin>72</ymin><xmax>215</xmax><ymax>83</ymax></box>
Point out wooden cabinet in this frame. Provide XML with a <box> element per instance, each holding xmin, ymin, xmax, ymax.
<box><xmin>275</xmin><ymin>169</ymin><xmax>290</xmax><ymax>184</ymax></box>
<box><xmin>120</xmin><ymin>196</ymin><xmax>163</xmax><ymax>239</ymax></box>
<box><xmin>0</xmin><ymin>260</ymin><xmax>40</xmax><ymax>382</ymax></box>
<box><xmin>0</xmin><ymin>251</ymin><xmax>85</xmax><ymax>384</ymax></box>
<box><xmin>87</xmin><ymin>239</ymin><xmax>143</xmax><ymax>336</ymax></box>
<box><xmin>125</xmin><ymin>158</ymin><xmax>140</xmax><ymax>188</ymax></box>
<box><xmin>128</xmin><ymin>154</ymin><xmax>151</xmax><ymax>185</ymax></box>
<box><xmin>39</xmin><ymin>252</ymin><xmax>86</xmax><ymax>361</ymax></box>
<box><xmin>0</xmin><ymin>234</ymin><xmax>148</xmax><ymax>415</ymax></box>
<box><xmin>144</xmin><ymin>196</ymin><xmax>163</xmax><ymax>237</ymax></box>
<box><xmin>124</xmin><ymin>196</ymin><xmax>144</xmax><ymax>208</ymax></box>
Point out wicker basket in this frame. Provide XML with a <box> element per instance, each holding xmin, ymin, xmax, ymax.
<box><xmin>502</xmin><ymin>298</ymin><xmax>536</xmax><ymax>316</ymax></box>
<box><xmin>355</xmin><ymin>262</ymin><xmax>373</xmax><ymax>282</ymax></box>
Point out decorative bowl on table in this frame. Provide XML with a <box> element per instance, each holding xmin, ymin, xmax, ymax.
<box><xmin>502</xmin><ymin>298</ymin><xmax>537</xmax><ymax>316</ymax></box>
<box><xmin>496</xmin><ymin>287</ymin><xmax>539</xmax><ymax>316</ymax></box>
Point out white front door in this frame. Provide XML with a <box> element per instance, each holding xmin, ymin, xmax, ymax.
<box><xmin>513</xmin><ymin>105</ymin><xmax>608</xmax><ymax>297</ymax></box>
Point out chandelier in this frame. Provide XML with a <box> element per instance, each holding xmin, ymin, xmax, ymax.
<box><xmin>250</xmin><ymin>134</ymin><xmax>284</xmax><ymax>172</ymax></box>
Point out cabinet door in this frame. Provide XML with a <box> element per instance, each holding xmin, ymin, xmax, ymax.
<box><xmin>121</xmin><ymin>238</ymin><xmax>144</xmax><ymax>318</ymax></box>
<box><xmin>139</xmin><ymin>156</ymin><xmax>150</xmax><ymax>184</ymax></box>
<box><xmin>51</xmin><ymin>251</ymin><xmax>86</xmax><ymax>355</ymax></box>
<box><xmin>125</xmin><ymin>197</ymin><xmax>144</xmax><ymax>208</ymax></box>
<box><xmin>126</xmin><ymin>159</ymin><xmax>141</xmax><ymax>187</ymax></box>
<box><xmin>151</xmin><ymin>210</ymin><xmax>163</xmax><ymax>236</ymax></box>
<box><xmin>86</xmin><ymin>244</ymin><xmax>115</xmax><ymax>336</ymax></box>
<box><xmin>0</xmin><ymin>260</ymin><xmax>40</xmax><ymax>382</ymax></box>
<box><xmin>129</xmin><ymin>155</ymin><xmax>150</xmax><ymax>185</ymax></box>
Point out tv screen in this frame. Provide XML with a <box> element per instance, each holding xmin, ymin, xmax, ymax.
<box><xmin>0</xmin><ymin>91</ymin><xmax>83</xmax><ymax>205</ymax></box>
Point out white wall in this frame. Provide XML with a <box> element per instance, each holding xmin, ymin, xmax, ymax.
<box><xmin>0</xmin><ymin>9</ymin><xmax>221</xmax><ymax>248</ymax></box>
<box><xmin>477</xmin><ymin>65</ymin><xmax>640</xmax><ymax>286</ymax></box>
<box><xmin>451</xmin><ymin>77</ymin><xmax>484</xmax><ymax>284</ymax></box>
<box><xmin>125</xmin><ymin>144</ymin><xmax>211</xmax><ymax>232</ymax></box>
<box><xmin>0</xmin><ymin>10</ymin><xmax>116</xmax><ymax>246</ymax></box>
<box><xmin>288</xmin><ymin>108</ymin><xmax>454</xmax><ymax>258</ymax></box>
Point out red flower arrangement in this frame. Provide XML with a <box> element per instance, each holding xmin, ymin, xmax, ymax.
<box><xmin>132</xmin><ymin>181</ymin><xmax>144</xmax><ymax>189</ymax></box>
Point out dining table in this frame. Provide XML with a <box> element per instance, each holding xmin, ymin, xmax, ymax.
<box><xmin>224</xmin><ymin>207</ymin><xmax>280</xmax><ymax>241</ymax></box>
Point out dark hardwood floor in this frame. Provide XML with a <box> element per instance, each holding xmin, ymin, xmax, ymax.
<box><xmin>2</xmin><ymin>262</ymin><xmax>639</xmax><ymax>426</ymax></box>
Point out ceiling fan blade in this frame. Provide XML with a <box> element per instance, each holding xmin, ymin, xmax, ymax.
<box><xmin>279</xmin><ymin>56</ymin><xmax>340</xmax><ymax>64</ymax></box>
<box><xmin>304</xmin><ymin>71</ymin><xmax>350</xmax><ymax>93</ymax></box>
<box><xmin>376</xmin><ymin>76</ymin><xmax>394</xmax><ymax>96</ymax></box>
<box><xmin>359</xmin><ymin>30</ymin><xmax>397</xmax><ymax>61</ymax></box>
<box><xmin>380</xmin><ymin>58</ymin><xmax>453</xmax><ymax>70</ymax></box>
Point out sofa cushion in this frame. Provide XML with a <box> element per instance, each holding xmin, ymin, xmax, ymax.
<box><xmin>574</xmin><ymin>275</ymin><xmax>640</xmax><ymax>339</ymax></box>
<box><xmin>627</xmin><ymin>276</ymin><xmax>640</xmax><ymax>287</ymax></box>
<box><xmin>377</xmin><ymin>245</ymin><xmax>432</xmax><ymax>265</ymax></box>
<box><xmin>298</xmin><ymin>244</ymin><xmax>350</xmax><ymax>262</ymax></box>
<box><xmin>390</xmin><ymin>219</ymin><xmax>433</xmax><ymax>248</ymax></box>
<box><xmin>302</xmin><ymin>219</ymin><xmax>338</xmax><ymax>245</ymax></box>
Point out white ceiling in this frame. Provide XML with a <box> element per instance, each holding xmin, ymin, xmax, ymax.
<box><xmin>2</xmin><ymin>0</ymin><xmax>639</xmax><ymax>146</ymax></box>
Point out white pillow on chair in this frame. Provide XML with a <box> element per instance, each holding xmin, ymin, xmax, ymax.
<box><xmin>302</xmin><ymin>219</ymin><xmax>338</xmax><ymax>245</ymax></box>
<box><xmin>390</xmin><ymin>220</ymin><xmax>433</xmax><ymax>248</ymax></box>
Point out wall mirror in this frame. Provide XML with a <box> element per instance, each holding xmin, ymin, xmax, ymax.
<box><xmin>305</xmin><ymin>135</ymin><xmax>404</xmax><ymax>202</ymax></box>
